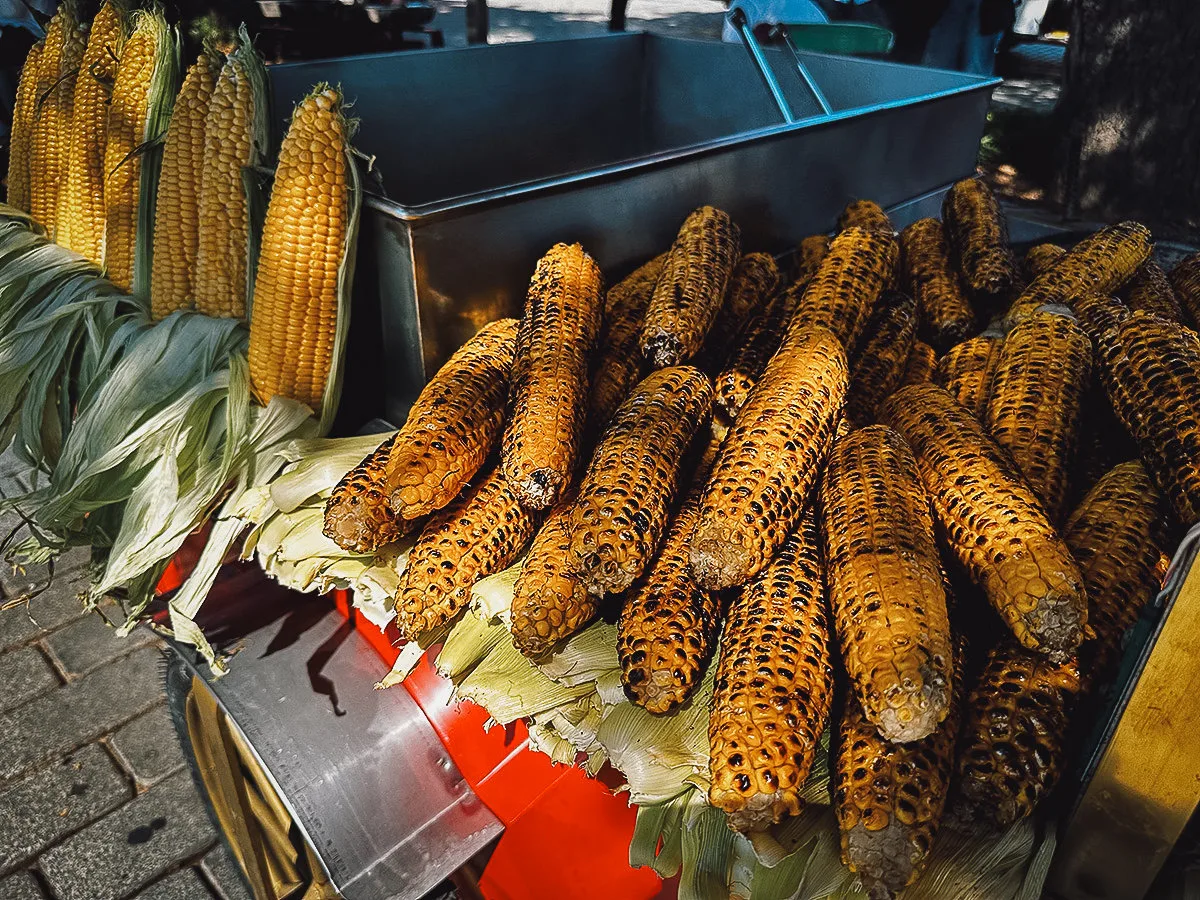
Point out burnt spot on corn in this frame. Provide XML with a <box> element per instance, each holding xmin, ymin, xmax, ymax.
<box><xmin>792</xmin><ymin>234</ymin><xmax>833</xmax><ymax>284</ymax></box>
<box><xmin>933</xmin><ymin>334</ymin><xmax>1001</xmax><ymax>422</ymax></box>
<box><xmin>324</xmin><ymin>434</ymin><xmax>415</xmax><ymax>553</ymax></box>
<box><xmin>941</xmin><ymin>178</ymin><xmax>1018</xmax><ymax>303</ymax></box>
<box><xmin>699</xmin><ymin>252</ymin><xmax>781</xmax><ymax>374</ymax></box>
<box><xmin>1124</xmin><ymin>257</ymin><xmax>1186</xmax><ymax>324</ymax></box>
<box><xmin>900</xmin><ymin>218</ymin><xmax>976</xmax><ymax>353</ymax></box>
<box><xmin>1073</xmin><ymin>295</ymin><xmax>1131</xmax><ymax>343</ymax></box>
<box><xmin>837</xmin><ymin>199</ymin><xmax>893</xmax><ymax>235</ymax></box>
<box><xmin>1022</xmin><ymin>243</ymin><xmax>1066</xmax><ymax>281</ymax></box>
<box><xmin>845</xmin><ymin>290</ymin><xmax>918</xmax><ymax>426</ymax></box>
<box><xmin>897</xmin><ymin>341</ymin><xmax>937</xmax><ymax>389</ymax></box>
<box><xmin>1170</xmin><ymin>252</ymin><xmax>1200</xmax><ymax>325</ymax></box>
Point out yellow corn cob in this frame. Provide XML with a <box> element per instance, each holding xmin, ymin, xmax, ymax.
<box><xmin>1125</xmin><ymin>257</ymin><xmax>1185</xmax><ymax>323</ymax></box>
<box><xmin>986</xmin><ymin>311</ymin><xmax>1092</xmax><ymax>522</ymax></box>
<box><xmin>844</xmin><ymin>290</ymin><xmax>917</xmax><ymax>426</ymax></box>
<box><xmin>149</xmin><ymin>53</ymin><xmax>217</xmax><ymax>319</ymax></box>
<box><xmin>837</xmin><ymin>199</ymin><xmax>892</xmax><ymax>234</ymax></box>
<box><xmin>708</xmin><ymin>514</ymin><xmax>833</xmax><ymax>832</ymax></box>
<box><xmin>587</xmin><ymin>253</ymin><xmax>666</xmax><ymax>429</ymax></box>
<box><xmin>835</xmin><ymin>637</ymin><xmax>965</xmax><ymax>896</ymax></box>
<box><xmin>900</xmin><ymin>218</ymin><xmax>975</xmax><ymax>352</ymax></box>
<box><xmin>28</xmin><ymin>5</ymin><xmax>69</xmax><ymax>234</ymax></box>
<box><xmin>49</xmin><ymin>5</ymin><xmax>87</xmax><ymax>247</ymax></box>
<box><xmin>932</xmin><ymin>334</ymin><xmax>1001</xmax><ymax>421</ymax></box>
<box><xmin>897</xmin><ymin>340</ymin><xmax>936</xmax><ymax>388</ymax></box>
<box><xmin>641</xmin><ymin>206</ymin><xmax>741</xmax><ymax>367</ymax></box>
<box><xmin>1023</xmin><ymin>243</ymin><xmax>1066</xmax><ymax>280</ymax></box>
<box><xmin>395</xmin><ymin>459</ymin><xmax>540</xmax><ymax>640</ymax></box>
<box><xmin>385</xmin><ymin>318</ymin><xmax>520</xmax><ymax>520</ymax></box>
<box><xmin>248</xmin><ymin>86</ymin><xmax>351</xmax><ymax>411</ymax></box>
<box><xmin>1006</xmin><ymin>222</ymin><xmax>1152</xmax><ymax>325</ymax></box>
<box><xmin>820</xmin><ymin>425</ymin><xmax>953</xmax><ymax>742</ymax></box>
<box><xmin>793</xmin><ymin>233</ymin><xmax>832</xmax><ymax>283</ymax></box>
<box><xmin>568</xmin><ymin>366</ymin><xmax>713</xmax><ymax>596</ymax></box>
<box><xmin>788</xmin><ymin>226</ymin><xmax>899</xmax><ymax>351</ymax></box>
<box><xmin>700</xmin><ymin>252</ymin><xmax>780</xmax><ymax>371</ymax></box>
<box><xmin>691</xmin><ymin>325</ymin><xmax>848</xmax><ymax>590</ymax></box>
<box><xmin>941</xmin><ymin>178</ymin><xmax>1018</xmax><ymax>300</ymax></box>
<box><xmin>879</xmin><ymin>383</ymin><xmax>1087</xmax><ymax>660</ymax></box>
<box><xmin>5</xmin><ymin>42</ymin><xmax>43</xmax><ymax>214</ymax></box>
<box><xmin>61</xmin><ymin>0</ymin><xmax>126</xmax><ymax>262</ymax></box>
<box><xmin>1171</xmin><ymin>252</ymin><xmax>1200</xmax><ymax>325</ymax></box>
<box><xmin>322</xmin><ymin>434</ymin><xmax>413</xmax><ymax>553</ymax></box>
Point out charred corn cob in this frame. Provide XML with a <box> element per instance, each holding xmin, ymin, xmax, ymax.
<box><xmin>395</xmin><ymin>459</ymin><xmax>540</xmax><ymax>640</ymax></box>
<box><xmin>897</xmin><ymin>340</ymin><xmax>936</xmax><ymax>388</ymax></box>
<box><xmin>5</xmin><ymin>42</ymin><xmax>43</xmax><ymax>214</ymax></box>
<box><xmin>845</xmin><ymin>290</ymin><xmax>917</xmax><ymax>426</ymax></box>
<box><xmin>1023</xmin><ymin>243</ymin><xmax>1066</xmax><ymax>280</ymax></box>
<box><xmin>1171</xmin><ymin>252</ymin><xmax>1200</xmax><ymax>325</ymax></box>
<box><xmin>587</xmin><ymin>253</ymin><xmax>666</xmax><ymax>429</ymax></box>
<box><xmin>986</xmin><ymin>311</ymin><xmax>1092</xmax><ymax>522</ymax></box>
<box><xmin>793</xmin><ymin>233</ymin><xmax>832</xmax><ymax>283</ymax></box>
<box><xmin>149</xmin><ymin>53</ymin><xmax>217</xmax><ymax>319</ymax></box>
<box><xmin>941</xmin><ymin>178</ymin><xmax>1017</xmax><ymax>300</ymax></box>
<box><xmin>933</xmin><ymin>334</ymin><xmax>1001</xmax><ymax>421</ymax></box>
<box><xmin>29</xmin><ymin>3</ymin><xmax>85</xmax><ymax>238</ymax></box>
<box><xmin>385</xmin><ymin>318</ymin><xmax>519</xmax><ymax>520</ymax></box>
<box><xmin>708</xmin><ymin>515</ymin><xmax>834</xmax><ymax>832</ymax></box>
<box><xmin>641</xmin><ymin>206</ymin><xmax>741</xmax><ymax>368</ymax></box>
<box><xmin>568</xmin><ymin>366</ymin><xmax>713</xmax><ymax>596</ymax></box>
<box><xmin>900</xmin><ymin>218</ymin><xmax>975</xmax><ymax>352</ymax></box>
<box><xmin>837</xmin><ymin>199</ymin><xmax>892</xmax><ymax>234</ymax></box>
<box><xmin>700</xmin><ymin>252</ymin><xmax>780</xmax><ymax>371</ymax></box>
<box><xmin>789</xmin><ymin>227</ymin><xmax>899</xmax><ymax>351</ymax></box>
<box><xmin>1125</xmin><ymin>258</ymin><xmax>1185</xmax><ymax>323</ymax></box>
<box><xmin>820</xmin><ymin>425</ymin><xmax>953</xmax><ymax>742</ymax></box>
<box><xmin>691</xmin><ymin>326</ymin><xmax>848</xmax><ymax>590</ymax></box>
<box><xmin>61</xmin><ymin>1</ymin><xmax>126</xmax><ymax>262</ymax></box>
<box><xmin>323</xmin><ymin>434</ymin><xmax>412</xmax><ymax>553</ymax></box>
<box><xmin>1073</xmin><ymin>294</ymin><xmax>1130</xmax><ymax>342</ymax></box>
<box><xmin>502</xmin><ymin>242</ymin><xmax>604</xmax><ymax>509</ymax></box>
<box><xmin>879</xmin><ymin>383</ymin><xmax>1087</xmax><ymax>660</ymax></box>
<box><xmin>248</xmin><ymin>85</ymin><xmax>352</xmax><ymax>412</ymax></box>
<box><xmin>835</xmin><ymin>638</ymin><xmax>965</xmax><ymax>896</ymax></box>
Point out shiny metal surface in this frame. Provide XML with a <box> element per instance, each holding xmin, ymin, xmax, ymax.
<box><xmin>167</xmin><ymin>592</ymin><xmax>502</xmax><ymax>900</ymax></box>
<box><xmin>731</xmin><ymin>9</ymin><xmax>797</xmax><ymax>124</ymax></box>
<box><xmin>778</xmin><ymin>27</ymin><xmax>835</xmax><ymax>116</ymax></box>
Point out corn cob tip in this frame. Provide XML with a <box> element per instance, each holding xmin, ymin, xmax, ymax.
<box><xmin>641</xmin><ymin>330</ymin><xmax>684</xmax><ymax>370</ymax></box>
<box><xmin>843</xmin><ymin>823</ymin><xmax>920</xmax><ymax>900</ymax></box>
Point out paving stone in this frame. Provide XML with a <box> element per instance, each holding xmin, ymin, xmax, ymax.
<box><xmin>0</xmin><ymin>546</ymin><xmax>91</xmax><ymax>605</ymax></box>
<box><xmin>134</xmin><ymin>868</ymin><xmax>216</xmax><ymax>900</ymax></box>
<box><xmin>0</xmin><ymin>569</ymin><xmax>91</xmax><ymax>653</ymax></box>
<box><xmin>42</xmin><ymin>608</ymin><xmax>158</xmax><ymax>679</ymax></box>
<box><xmin>108</xmin><ymin>704</ymin><xmax>186</xmax><ymax>788</ymax></box>
<box><xmin>0</xmin><ymin>744</ymin><xmax>131</xmax><ymax>874</ymax></box>
<box><xmin>200</xmin><ymin>845</ymin><xmax>252</xmax><ymax>900</ymax></box>
<box><xmin>0</xmin><ymin>870</ymin><xmax>49</xmax><ymax>900</ymax></box>
<box><xmin>0</xmin><ymin>645</ymin><xmax>59</xmax><ymax>713</ymax></box>
<box><xmin>40</xmin><ymin>770</ymin><xmax>218</xmax><ymax>900</ymax></box>
<box><xmin>0</xmin><ymin>647</ymin><xmax>164</xmax><ymax>782</ymax></box>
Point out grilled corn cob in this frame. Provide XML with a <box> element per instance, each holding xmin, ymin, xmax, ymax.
<box><xmin>149</xmin><ymin>52</ymin><xmax>217</xmax><ymax>319</ymax></box>
<box><xmin>61</xmin><ymin>1</ymin><xmax>126</xmax><ymax>262</ymax></box>
<box><xmin>897</xmin><ymin>340</ymin><xmax>936</xmax><ymax>388</ymax></box>
<box><xmin>941</xmin><ymin>178</ymin><xmax>1017</xmax><ymax>300</ymax></box>
<box><xmin>845</xmin><ymin>290</ymin><xmax>917</xmax><ymax>426</ymax></box>
<box><xmin>708</xmin><ymin>515</ymin><xmax>833</xmax><ymax>832</ymax></box>
<box><xmin>1023</xmin><ymin>243</ymin><xmax>1066</xmax><ymax>280</ymax></box>
<box><xmin>29</xmin><ymin>3</ymin><xmax>84</xmax><ymax>238</ymax></box>
<box><xmin>691</xmin><ymin>326</ymin><xmax>848</xmax><ymax>590</ymax></box>
<box><xmin>5</xmin><ymin>42</ymin><xmax>43</xmax><ymax>215</ymax></box>
<box><xmin>1125</xmin><ymin>258</ymin><xmax>1185</xmax><ymax>323</ymax></box>
<box><xmin>820</xmin><ymin>425</ymin><xmax>953</xmax><ymax>742</ymax></box>
<box><xmin>793</xmin><ymin>233</ymin><xmax>832</xmax><ymax>283</ymax></box>
<box><xmin>502</xmin><ymin>242</ymin><xmax>604</xmax><ymax>509</ymax></box>
<box><xmin>835</xmin><ymin>638</ymin><xmax>965</xmax><ymax>897</ymax></box>
<box><xmin>1073</xmin><ymin>294</ymin><xmax>1130</xmax><ymax>342</ymax></box>
<box><xmin>323</xmin><ymin>434</ymin><xmax>411</xmax><ymax>553</ymax></box>
<box><xmin>788</xmin><ymin>226</ymin><xmax>899</xmax><ymax>351</ymax></box>
<box><xmin>879</xmin><ymin>383</ymin><xmax>1087</xmax><ymax>659</ymax></box>
<box><xmin>1171</xmin><ymin>252</ymin><xmax>1200</xmax><ymax>325</ymax></box>
<box><xmin>641</xmin><ymin>206</ymin><xmax>741</xmax><ymax>368</ymax></box>
<box><xmin>569</xmin><ymin>366</ymin><xmax>713</xmax><ymax>596</ymax></box>
<box><xmin>385</xmin><ymin>318</ymin><xmax>519</xmax><ymax>520</ymax></box>
<box><xmin>933</xmin><ymin>334</ymin><xmax>1001</xmax><ymax>421</ymax></box>
<box><xmin>587</xmin><ymin>253</ymin><xmax>666</xmax><ymax>429</ymax></box>
<box><xmin>701</xmin><ymin>252</ymin><xmax>780</xmax><ymax>371</ymax></box>
<box><xmin>248</xmin><ymin>85</ymin><xmax>352</xmax><ymax>412</ymax></box>
<box><xmin>900</xmin><ymin>218</ymin><xmax>975</xmax><ymax>352</ymax></box>
<box><xmin>838</xmin><ymin>199</ymin><xmax>892</xmax><ymax>234</ymax></box>
<box><xmin>986</xmin><ymin>311</ymin><xmax>1092</xmax><ymax>522</ymax></box>
<box><xmin>395</xmin><ymin>459</ymin><xmax>540</xmax><ymax>640</ymax></box>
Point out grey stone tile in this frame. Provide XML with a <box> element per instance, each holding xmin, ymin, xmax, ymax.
<box><xmin>0</xmin><ymin>744</ymin><xmax>131</xmax><ymax>874</ymax></box>
<box><xmin>0</xmin><ymin>547</ymin><xmax>91</xmax><ymax>606</ymax></box>
<box><xmin>0</xmin><ymin>647</ymin><xmax>164</xmax><ymax>782</ymax></box>
<box><xmin>0</xmin><ymin>570</ymin><xmax>90</xmax><ymax>653</ymax></box>
<box><xmin>108</xmin><ymin>705</ymin><xmax>185</xmax><ymax>789</ymax></box>
<box><xmin>0</xmin><ymin>870</ymin><xmax>48</xmax><ymax>900</ymax></box>
<box><xmin>42</xmin><ymin>608</ymin><xmax>158</xmax><ymax>680</ymax></box>
<box><xmin>0</xmin><ymin>645</ymin><xmax>59</xmax><ymax>713</ymax></box>
<box><xmin>39</xmin><ymin>770</ymin><xmax>217</xmax><ymax>900</ymax></box>
<box><xmin>133</xmin><ymin>868</ymin><xmax>216</xmax><ymax>900</ymax></box>
<box><xmin>200</xmin><ymin>846</ymin><xmax>252</xmax><ymax>900</ymax></box>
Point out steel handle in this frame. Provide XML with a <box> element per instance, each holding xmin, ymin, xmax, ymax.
<box><xmin>729</xmin><ymin>8</ymin><xmax>796</xmax><ymax>125</ymax></box>
<box><xmin>775</xmin><ymin>25</ymin><xmax>835</xmax><ymax>116</ymax></box>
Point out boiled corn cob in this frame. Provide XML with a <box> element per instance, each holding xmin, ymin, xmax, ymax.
<box><xmin>835</xmin><ymin>637</ymin><xmax>965</xmax><ymax>897</ymax></box>
<box><xmin>932</xmin><ymin>334</ymin><xmax>1001</xmax><ymax>422</ymax></box>
<box><xmin>587</xmin><ymin>253</ymin><xmax>666</xmax><ymax>429</ymax></box>
<box><xmin>248</xmin><ymin>85</ymin><xmax>353</xmax><ymax>413</ymax></box>
<box><xmin>60</xmin><ymin>0</ymin><xmax>126</xmax><ymax>262</ymax></box>
<box><xmin>322</xmin><ymin>434</ymin><xmax>411</xmax><ymax>553</ymax></box>
<box><xmin>900</xmin><ymin>218</ymin><xmax>975</xmax><ymax>353</ymax></box>
<box><xmin>788</xmin><ymin>226</ymin><xmax>899</xmax><ymax>351</ymax></box>
<box><xmin>1023</xmin><ymin>243</ymin><xmax>1066</xmax><ymax>280</ymax></box>
<box><xmin>793</xmin><ymin>233</ymin><xmax>832</xmax><ymax>283</ymax></box>
<box><xmin>50</xmin><ymin>5</ymin><xmax>88</xmax><ymax>246</ymax></box>
<box><xmin>29</xmin><ymin>3</ymin><xmax>85</xmax><ymax>239</ymax></box>
<box><xmin>150</xmin><ymin>52</ymin><xmax>218</xmax><ymax>319</ymax></box>
<box><xmin>845</xmin><ymin>290</ymin><xmax>917</xmax><ymax>426</ymax></box>
<box><xmin>708</xmin><ymin>514</ymin><xmax>834</xmax><ymax>832</ymax></box>
<box><xmin>568</xmin><ymin>366</ymin><xmax>713</xmax><ymax>596</ymax></box>
<box><xmin>837</xmin><ymin>199</ymin><xmax>892</xmax><ymax>234</ymax></box>
<box><xmin>395</xmin><ymin>459</ymin><xmax>540</xmax><ymax>640</ymax></box>
<box><xmin>502</xmin><ymin>242</ymin><xmax>604</xmax><ymax>509</ymax></box>
<box><xmin>5</xmin><ymin>42</ymin><xmax>43</xmax><ymax>214</ymax></box>
<box><xmin>820</xmin><ymin>425</ymin><xmax>953</xmax><ymax>742</ymax></box>
<box><xmin>1125</xmin><ymin>258</ymin><xmax>1186</xmax><ymax>324</ymax></box>
<box><xmin>691</xmin><ymin>325</ymin><xmax>848</xmax><ymax>590</ymax></box>
<box><xmin>879</xmin><ymin>383</ymin><xmax>1087</xmax><ymax>660</ymax></box>
<box><xmin>385</xmin><ymin>318</ymin><xmax>519</xmax><ymax>520</ymax></box>
<box><xmin>897</xmin><ymin>340</ymin><xmax>936</xmax><ymax>388</ymax></box>
<box><xmin>641</xmin><ymin>206</ymin><xmax>741</xmax><ymax>368</ymax></box>
<box><xmin>700</xmin><ymin>252</ymin><xmax>780</xmax><ymax>371</ymax></box>
<box><xmin>986</xmin><ymin>311</ymin><xmax>1092</xmax><ymax>522</ymax></box>
<box><xmin>941</xmin><ymin>178</ymin><xmax>1017</xmax><ymax>300</ymax></box>
<box><xmin>1171</xmin><ymin>252</ymin><xmax>1200</xmax><ymax>325</ymax></box>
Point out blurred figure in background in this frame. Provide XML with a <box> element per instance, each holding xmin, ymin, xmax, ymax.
<box><xmin>923</xmin><ymin>0</ymin><xmax>1014</xmax><ymax>74</ymax></box>
<box><xmin>1012</xmin><ymin>0</ymin><xmax>1050</xmax><ymax>36</ymax></box>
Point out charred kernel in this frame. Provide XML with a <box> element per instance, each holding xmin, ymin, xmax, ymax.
<box><xmin>324</xmin><ymin>434</ymin><xmax>415</xmax><ymax>553</ymax></box>
<box><xmin>941</xmin><ymin>178</ymin><xmax>1018</xmax><ymax>302</ymax></box>
<box><xmin>792</xmin><ymin>233</ymin><xmax>833</xmax><ymax>284</ymax></box>
<box><xmin>1023</xmin><ymin>243</ymin><xmax>1066</xmax><ymax>280</ymax></box>
<box><xmin>845</xmin><ymin>290</ymin><xmax>918</xmax><ymax>426</ymax></box>
<box><xmin>897</xmin><ymin>340</ymin><xmax>937</xmax><ymax>389</ymax></box>
<box><xmin>900</xmin><ymin>218</ymin><xmax>976</xmax><ymax>352</ymax></box>
<box><xmin>837</xmin><ymin>199</ymin><xmax>893</xmax><ymax>235</ymax></box>
<box><xmin>1170</xmin><ymin>252</ymin><xmax>1200</xmax><ymax>325</ymax></box>
<box><xmin>933</xmin><ymin>334</ymin><xmax>1001</xmax><ymax>422</ymax></box>
<box><xmin>1073</xmin><ymin>294</ymin><xmax>1131</xmax><ymax>343</ymax></box>
<box><xmin>699</xmin><ymin>252</ymin><xmax>781</xmax><ymax>373</ymax></box>
<box><xmin>1124</xmin><ymin>257</ymin><xmax>1186</xmax><ymax>323</ymax></box>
